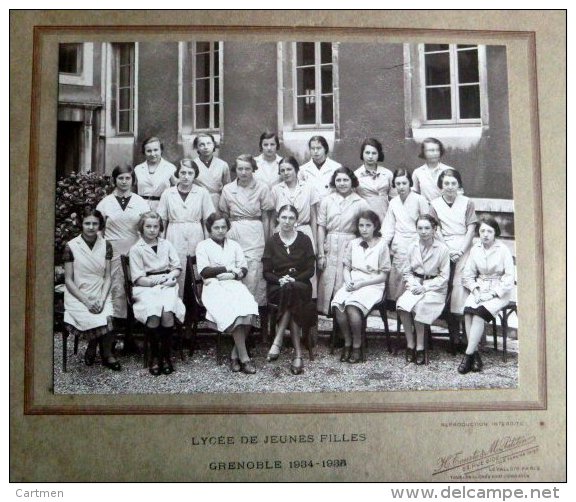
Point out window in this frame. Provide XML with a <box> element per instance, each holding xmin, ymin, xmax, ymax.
<box><xmin>422</xmin><ymin>44</ymin><xmax>481</xmax><ymax>123</ymax></box>
<box><xmin>193</xmin><ymin>42</ymin><xmax>221</xmax><ymax>130</ymax></box>
<box><xmin>293</xmin><ymin>42</ymin><xmax>334</xmax><ymax>127</ymax></box>
<box><xmin>58</xmin><ymin>43</ymin><xmax>83</xmax><ymax>74</ymax></box>
<box><xmin>111</xmin><ymin>43</ymin><xmax>135</xmax><ymax>135</ymax></box>
<box><xmin>58</xmin><ymin>43</ymin><xmax>94</xmax><ymax>86</ymax></box>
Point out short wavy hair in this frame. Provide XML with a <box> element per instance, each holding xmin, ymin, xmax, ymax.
<box><xmin>355</xmin><ymin>210</ymin><xmax>382</xmax><ymax>237</ymax></box>
<box><xmin>205</xmin><ymin>211</ymin><xmax>231</xmax><ymax>233</ymax></box>
<box><xmin>137</xmin><ymin>211</ymin><xmax>164</xmax><ymax>235</ymax></box>
<box><xmin>329</xmin><ymin>166</ymin><xmax>359</xmax><ymax>189</ymax></box>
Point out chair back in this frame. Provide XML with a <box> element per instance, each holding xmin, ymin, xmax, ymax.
<box><xmin>185</xmin><ymin>255</ymin><xmax>206</xmax><ymax>321</ymax></box>
<box><xmin>120</xmin><ymin>254</ymin><xmax>134</xmax><ymax>307</ymax></box>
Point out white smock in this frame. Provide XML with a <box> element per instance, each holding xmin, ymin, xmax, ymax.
<box><xmin>298</xmin><ymin>157</ymin><xmax>342</xmax><ymax>199</ymax></box>
<box><xmin>134</xmin><ymin>158</ymin><xmax>177</xmax><ymax>211</ymax></box>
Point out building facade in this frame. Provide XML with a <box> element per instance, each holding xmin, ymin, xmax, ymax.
<box><xmin>57</xmin><ymin>40</ymin><xmax>513</xmax><ymax>233</ymax></box>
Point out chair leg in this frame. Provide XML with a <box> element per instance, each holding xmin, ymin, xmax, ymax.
<box><xmin>216</xmin><ymin>331</ymin><xmax>222</xmax><ymax>365</ymax></box>
<box><xmin>177</xmin><ymin>324</ymin><xmax>185</xmax><ymax>362</ymax></box>
<box><xmin>189</xmin><ymin>320</ymin><xmax>197</xmax><ymax>357</ymax></box>
<box><xmin>73</xmin><ymin>334</ymin><xmax>79</xmax><ymax>355</ymax></box>
<box><xmin>380</xmin><ymin>307</ymin><xmax>391</xmax><ymax>353</ymax></box>
<box><xmin>424</xmin><ymin>325</ymin><xmax>430</xmax><ymax>365</ymax></box>
<box><xmin>395</xmin><ymin>315</ymin><xmax>401</xmax><ymax>355</ymax></box>
<box><xmin>502</xmin><ymin>312</ymin><xmax>509</xmax><ymax>363</ymax></box>
<box><xmin>143</xmin><ymin>328</ymin><xmax>150</xmax><ymax>369</ymax></box>
<box><xmin>361</xmin><ymin>317</ymin><xmax>367</xmax><ymax>362</ymax></box>
<box><xmin>62</xmin><ymin>330</ymin><xmax>68</xmax><ymax>373</ymax></box>
<box><xmin>330</xmin><ymin>307</ymin><xmax>336</xmax><ymax>355</ymax></box>
<box><xmin>305</xmin><ymin>328</ymin><xmax>314</xmax><ymax>361</ymax></box>
<box><xmin>492</xmin><ymin>319</ymin><xmax>498</xmax><ymax>350</ymax></box>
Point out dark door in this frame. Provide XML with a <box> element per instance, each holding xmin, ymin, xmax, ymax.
<box><xmin>56</xmin><ymin>121</ymin><xmax>81</xmax><ymax>180</ymax></box>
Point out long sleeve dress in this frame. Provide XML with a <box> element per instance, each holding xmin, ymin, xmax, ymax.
<box><xmin>262</xmin><ymin>232</ymin><xmax>317</xmax><ymax>330</ymax></box>
<box><xmin>382</xmin><ymin>191</ymin><xmax>430</xmax><ymax>300</ymax></box>
<box><xmin>63</xmin><ymin>234</ymin><xmax>114</xmax><ymax>340</ymax></box>
<box><xmin>331</xmin><ymin>237</ymin><xmax>391</xmax><ymax>316</ymax></box>
<box><xmin>429</xmin><ymin>195</ymin><xmax>478</xmax><ymax>314</ymax></box>
<box><xmin>355</xmin><ymin>164</ymin><xmax>394</xmax><ymax>218</ymax></box>
<box><xmin>298</xmin><ymin>157</ymin><xmax>342</xmax><ymax>199</ymax></box>
<box><xmin>254</xmin><ymin>153</ymin><xmax>282</xmax><ymax>189</ymax></box>
<box><xmin>462</xmin><ymin>240</ymin><xmax>515</xmax><ymax>321</ymax></box>
<box><xmin>128</xmin><ymin>237</ymin><xmax>186</xmax><ymax>325</ymax></box>
<box><xmin>317</xmin><ymin>192</ymin><xmax>370</xmax><ymax>314</ymax></box>
<box><xmin>219</xmin><ymin>179</ymin><xmax>273</xmax><ymax>306</ymax></box>
<box><xmin>134</xmin><ymin>158</ymin><xmax>177</xmax><ymax>211</ymax></box>
<box><xmin>157</xmin><ymin>185</ymin><xmax>215</xmax><ymax>296</ymax></box>
<box><xmin>96</xmin><ymin>193</ymin><xmax>150</xmax><ymax>318</ymax></box>
<box><xmin>195</xmin><ymin>237</ymin><xmax>259</xmax><ymax>333</ymax></box>
<box><xmin>411</xmin><ymin>162</ymin><xmax>451</xmax><ymax>202</ymax></box>
<box><xmin>193</xmin><ymin>156</ymin><xmax>231</xmax><ymax>208</ymax></box>
<box><xmin>396</xmin><ymin>238</ymin><xmax>451</xmax><ymax>324</ymax></box>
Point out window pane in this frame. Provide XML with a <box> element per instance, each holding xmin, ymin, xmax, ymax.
<box><xmin>119</xmin><ymin>88</ymin><xmax>131</xmax><ymax>110</ymax></box>
<box><xmin>59</xmin><ymin>43</ymin><xmax>81</xmax><ymax>73</ymax></box>
<box><xmin>119</xmin><ymin>65</ymin><xmax>131</xmax><ymax>87</ymax></box>
<box><xmin>196</xmin><ymin>104</ymin><xmax>210</xmax><ymax>129</ymax></box>
<box><xmin>214</xmin><ymin>104</ymin><xmax>219</xmax><ymax>128</ymax></box>
<box><xmin>426</xmin><ymin>87</ymin><xmax>452</xmax><ymax>120</ymax></box>
<box><xmin>196</xmin><ymin>78</ymin><xmax>210</xmax><ymax>104</ymax></box>
<box><xmin>424</xmin><ymin>44</ymin><xmax>449</xmax><ymax>52</ymax></box>
<box><xmin>118</xmin><ymin>45</ymin><xmax>131</xmax><ymax>65</ymax></box>
<box><xmin>297</xmin><ymin>97</ymin><xmax>316</xmax><ymax>125</ymax></box>
<box><xmin>214</xmin><ymin>77</ymin><xmax>219</xmax><ymax>103</ymax></box>
<box><xmin>214</xmin><ymin>47</ymin><xmax>219</xmax><ymax>76</ymax></box>
<box><xmin>119</xmin><ymin>111</ymin><xmax>130</xmax><ymax>133</ymax></box>
<box><xmin>320</xmin><ymin>42</ymin><xmax>332</xmax><ymax>64</ymax></box>
<box><xmin>196</xmin><ymin>52</ymin><xmax>210</xmax><ymax>78</ymax></box>
<box><xmin>457</xmin><ymin>48</ymin><xmax>479</xmax><ymax>83</ymax></box>
<box><xmin>459</xmin><ymin>85</ymin><xmax>481</xmax><ymax>119</ymax></box>
<box><xmin>296</xmin><ymin>67</ymin><xmax>316</xmax><ymax>96</ymax></box>
<box><xmin>425</xmin><ymin>52</ymin><xmax>451</xmax><ymax>85</ymax></box>
<box><xmin>321</xmin><ymin>66</ymin><xmax>333</xmax><ymax>94</ymax></box>
<box><xmin>296</xmin><ymin>42</ymin><xmax>315</xmax><ymax>66</ymax></box>
<box><xmin>457</xmin><ymin>44</ymin><xmax>477</xmax><ymax>49</ymax></box>
<box><xmin>321</xmin><ymin>95</ymin><xmax>333</xmax><ymax>124</ymax></box>
<box><xmin>196</xmin><ymin>41</ymin><xmax>211</xmax><ymax>53</ymax></box>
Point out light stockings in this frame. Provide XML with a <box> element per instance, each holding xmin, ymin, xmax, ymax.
<box><xmin>398</xmin><ymin>310</ymin><xmax>426</xmax><ymax>351</ymax></box>
<box><xmin>464</xmin><ymin>314</ymin><xmax>485</xmax><ymax>355</ymax></box>
<box><xmin>334</xmin><ymin>306</ymin><xmax>363</xmax><ymax>349</ymax></box>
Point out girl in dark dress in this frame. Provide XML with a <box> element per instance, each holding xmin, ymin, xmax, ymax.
<box><xmin>262</xmin><ymin>205</ymin><xmax>317</xmax><ymax>374</ymax></box>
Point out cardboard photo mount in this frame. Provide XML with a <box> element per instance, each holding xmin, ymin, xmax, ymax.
<box><xmin>10</xmin><ymin>10</ymin><xmax>566</xmax><ymax>482</ymax></box>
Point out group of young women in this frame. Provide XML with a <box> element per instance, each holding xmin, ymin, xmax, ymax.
<box><xmin>62</xmin><ymin>132</ymin><xmax>515</xmax><ymax>378</ymax></box>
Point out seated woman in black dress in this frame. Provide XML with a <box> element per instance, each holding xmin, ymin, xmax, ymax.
<box><xmin>262</xmin><ymin>204</ymin><xmax>317</xmax><ymax>375</ymax></box>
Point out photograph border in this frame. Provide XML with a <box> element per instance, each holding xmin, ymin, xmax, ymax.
<box><xmin>23</xmin><ymin>23</ymin><xmax>545</xmax><ymax>416</ymax></box>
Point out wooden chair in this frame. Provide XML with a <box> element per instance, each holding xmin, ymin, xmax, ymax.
<box><xmin>186</xmin><ymin>255</ymin><xmax>225</xmax><ymax>365</ymax></box>
<box><xmin>120</xmin><ymin>254</ymin><xmax>185</xmax><ymax>368</ymax></box>
<box><xmin>54</xmin><ymin>286</ymin><xmax>80</xmax><ymax>372</ymax></box>
<box><xmin>330</xmin><ymin>290</ymin><xmax>392</xmax><ymax>362</ymax></box>
<box><xmin>490</xmin><ymin>255</ymin><xmax>518</xmax><ymax>362</ymax></box>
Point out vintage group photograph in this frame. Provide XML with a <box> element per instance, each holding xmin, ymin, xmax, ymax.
<box><xmin>52</xmin><ymin>39</ymin><xmax>518</xmax><ymax>394</ymax></box>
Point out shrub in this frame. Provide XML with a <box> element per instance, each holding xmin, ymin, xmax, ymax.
<box><xmin>54</xmin><ymin>171</ymin><xmax>113</xmax><ymax>265</ymax></box>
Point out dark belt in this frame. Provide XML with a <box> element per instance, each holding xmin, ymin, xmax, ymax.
<box><xmin>413</xmin><ymin>272</ymin><xmax>438</xmax><ymax>280</ymax></box>
<box><xmin>141</xmin><ymin>195</ymin><xmax>161</xmax><ymax>201</ymax></box>
<box><xmin>146</xmin><ymin>269</ymin><xmax>170</xmax><ymax>276</ymax></box>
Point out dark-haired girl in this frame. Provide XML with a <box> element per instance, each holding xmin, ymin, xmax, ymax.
<box><xmin>298</xmin><ymin>135</ymin><xmax>342</xmax><ymax>199</ymax></box>
<box><xmin>63</xmin><ymin>208</ymin><xmax>120</xmax><ymax>371</ymax></box>
<box><xmin>382</xmin><ymin>169</ymin><xmax>430</xmax><ymax>301</ymax></box>
<box><xmin>458</xmin><ymin>217</ymin><xmax>515</xmax><ymax>374</ymax></box>
<box><xmin>134</xmin><ymin>136</ymin><xmax>178</xmax><ymax>211</ymax></box>
<box><xmin>129</xmin><ymin>211</ymin><xmax>185</xmax><ymax>375</ymax></box>
<box><xmin>316</xmin><ymin>167</ymin><xmax>369</xmax><ymax>315</ymax></box>
<box><xmin>355</xmin><ymin>138</ymin><xmax>394</xmax><ymax>217</ymax></box>
<box><xmin>192</xmin><ymin>132</ymin><xmax>231</xmax><ymax>208</ymax></box>
<box><xmin>157</xmin><ymin>159</ymin><xmax>215</xmax><ymax>296</ymax></box>
<box><xmin>331</xmin><ymin>210</ymin><xmax>391</xmax><ymax>363</ymax></box>
<box><xmin>96</xmin><ymin>165</ymin><xmax>150</xmax><ymax>319</ymax></box>
<box><xmin>412</xmin><ymin>137</ymin><xmax>452</xmax><ymax>202</ymax></box>
<box><xmin>254</xmin><ymin>131</ymin><xmax>282</xmax><ymax>188</ymax></box>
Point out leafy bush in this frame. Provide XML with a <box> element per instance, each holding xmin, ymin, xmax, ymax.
<box><xmin>54</xmin><ymin>172</ymin><xmax>113</xmax><ymax>265</ymax></box>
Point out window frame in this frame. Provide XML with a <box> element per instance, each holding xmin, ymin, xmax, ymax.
<box><xmin>114</xmin><ymin>43</ymin><xmax>136</xmax><ymax>136</ymax></box>
<box><xmin>291</xmin><ymin>41</ymin><xmax>335</xmax><ymax>129</ymax></box>
<box><xmin>190</xmin><ymin>41</ymin><xmax>223</xmax><ymax>133</ymax></box>
<box><xmin>58</xmin><ymin>43</ymin><xmax>94</xmax><ymax>86</ymax></box>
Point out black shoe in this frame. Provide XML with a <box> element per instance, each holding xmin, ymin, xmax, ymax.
<box><xmin>290</xmin><ymin>356</ymin><xmax>304</xmax><ymax>375</ymax></box>
<box><xmin>348</xmin><ymin>348</ymin><xmax>362</xmax><ymax>364</ymax></box>
<box><xmin>149</xmin><ymin>358</ymin><xmax>161</xmax><ymax>376</ymax></box>
<box><xmin>241</xmin><ymin>360</ymin><xmax>256</xmax><ymax>375</ymax></box>
<box><xmin>405</xmin><ymin>348</ymin><xmax>415</xmax><ymax>363</ymax></box>
<box><xmin>84</xmin><ymin>342</ymin><xmax>97</xmax><ymax>366</ymax></box>
<box><xmin>161</xmin><ymin>357</ymin><xmax>174</xmax><ymax>375</ymax></box>
<box><xmin>230</xmin><ymin>358</ymin><xmax>241</xmax><ymax>373</ymax></box>
<box><xmin>340</xmin><ymin>346</ymin><xmax>352</xmax><ymax>362</ymax></box>
<box><xmin>458</xmin><ymin>354</ymin><xmax>474</xmax><ymax>374</ymax></box>
<box><xmin>415</xmin><ymin>350</ymin><xmax>426</xmax><ymax>365</ymax></box>
<box><xmin>472</xmin><ymin>351</ymin><xmax>483</xmax><ymax>372</ymax></box>
<box><xmin>102</xmin><ymin>357</ymin><xmax>122</xmax><ymax>371</ymax></box>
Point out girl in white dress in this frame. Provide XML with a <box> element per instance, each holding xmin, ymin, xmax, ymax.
<box><xmin>63</xmin><ymin>208</ymin><xmax>120</xmax><ymax>371</ymax></box>
<box><xmin>298</xmin><ymin>135</ymin><xmax>342</xmax><ymax>199</ymax></box>
<box><xmin>254</xmin><ymin>131</ymin><xmax>282</xmax><ymax>189</ymax></box>
<box><xmin>96</xmin><ymin>165</ymin><xmax>150</xmax><ymax>321</ymax></box>
<box><xmin>396</xmin><ymin>215</ymin><xmax>451</xmax><ymax>365</ymax></box>
<box><xmin>458</xmin><ymin>217</ymin><xmax>515</xmax><ymax>374</ymax></box>
<box><xmin>429</xmin><ymin>168</ymin><xmax>477</xmax><ymax>352</ymax></box>
<box><xmin>412</xmin><ymin>138</ymin><xmax>452</xmax><ymax>202</ymax></box>
<box><xmin>134</xmin><ymin>136</ymin><xmax>178</xmax><ymax>210</ymax></box>
<box><xmin>331</xmin><ymin>210</ymin><xmax>391</xmax><ymax>363</ymax></box>
<box><xmin>382</xmin><ymin>169</ymin><xmax>430</xmax><ymax>301</ymax></box>
<box><xmin>196</xmin><ymin>213</ymin><xmax>260</xmax><ymax>375</ymax></box>
<box><xmin>129</xmin><ymin>211</ymin><xmax>185</xmax><ymax>376</ymax></box>
<box><xmin>192</xmin><ymin>133</ymin><xmax>232</xmax><ymax>208</ymax></box>
<box><xmin>157</xmin><ymin>159</ymin><xmax>215</xmax><ymax>297</ymax></box>
<box><xmin>355</xmin><ymin>138</ymin><xmax>394</xmax><ymax>218</ymax></box>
